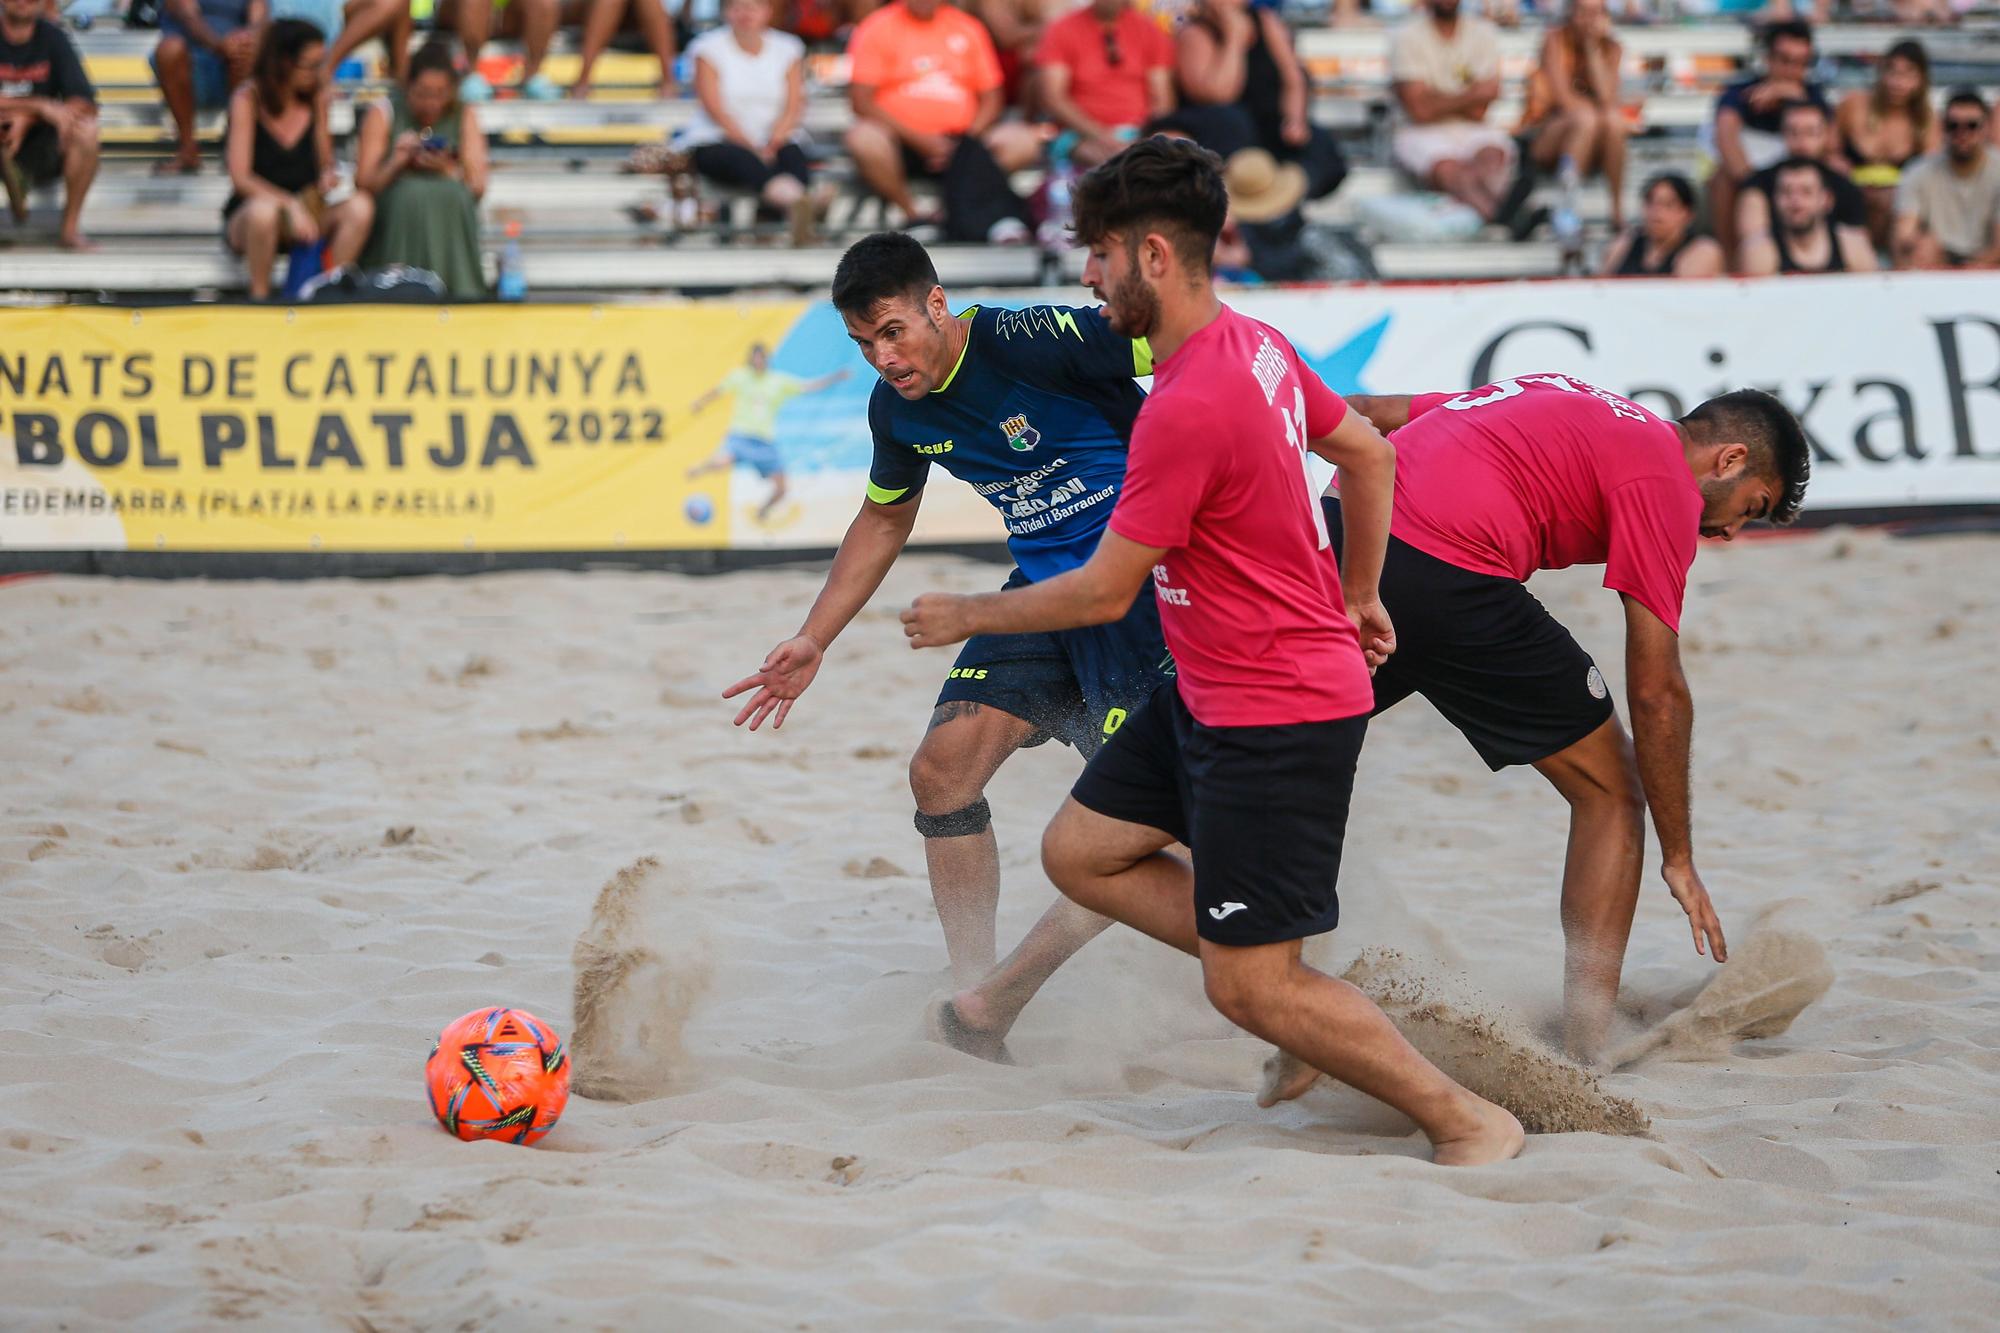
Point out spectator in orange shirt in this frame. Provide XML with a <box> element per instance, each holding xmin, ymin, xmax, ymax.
<box><xmin>844</xmin><ymin>0</ymin><xmax>1039</xmax><ymax>242</ymax></box>
<box><xmin>1034</xmin><ymin>0</ymin><xmax>1173</xmax><ymax>168</ymax></box>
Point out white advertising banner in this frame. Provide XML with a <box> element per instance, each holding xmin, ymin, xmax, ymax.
<box><xmin>1230</xmin><ymin>271</ymin><xmax>2000</xmax><ymax>517</ymax></box>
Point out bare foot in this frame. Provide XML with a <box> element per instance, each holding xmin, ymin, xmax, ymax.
<box><xmin>58</xmin><ymin>229</ymin><xmax>97</xmax><ymax>252</ymax></box>
<box><xmin>1255</xmin><ymin>1047</ymin><xmax>1324</xmax><ymax>1107</ymax></box>
<box><xmin>1429</xmin><ymin>1097</ymin><xmax>1525</xmax><ymax>1167</ymax></box>
<box><xmin>927</xmin><ymin>996</ymin><xmax>1014</xmax><ymax>1065</ymax></box>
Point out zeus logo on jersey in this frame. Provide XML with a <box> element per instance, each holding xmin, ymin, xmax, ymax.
<box><xmin>999</xmin><ymin>414</ymin><xmax>1041</xmax><ymax>452</ymax></box>
<box><xmin>992</xmin><ymin>307</ymin><xmax>1083</xmax><ymax>342</ymax></box>
<box><xmin>913</xmin><ymin>440</ymin><xmax>954</xmax><ymax>455</ymax></box>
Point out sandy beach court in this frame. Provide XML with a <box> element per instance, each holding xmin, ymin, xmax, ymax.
<box><xmin>3</xmin><ymin>529</ymin><xmax>1997</xmax><ymax>1328</ymax></box>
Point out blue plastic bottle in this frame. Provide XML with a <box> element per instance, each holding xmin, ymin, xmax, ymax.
<box><xmin>496</xmin><ymin>221</ymin><xmax>528</xmax><ymax>302</ymax></box>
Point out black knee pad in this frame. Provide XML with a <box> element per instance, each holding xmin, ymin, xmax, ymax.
<box><xmin>914</xmin><ymin>797</ymin><xmax>991</xmax><ymax>838</ymax></box>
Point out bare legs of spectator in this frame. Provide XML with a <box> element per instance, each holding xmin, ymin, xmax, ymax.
<box><xmin>328</xmin><ymin>0</ymin><xmax>413</xmax><ymax>81</ymax></box>
<box><xmin>58</xmin><ymin>118</ymin><xmax>98</xmax><ymax>251</ymax></box>
<box><xmin>227</xmin><ymin>192</ymin><xmax>373</xmax><ymax>299</ymax></box>
<box><xmin>227</xmin><ymin>198</ymin><xmax>285</xmax><ymax>299</ymax></box>
<box><xmin>1431</xmin><ymin>145</ymin><xmax>1511</xmax><ymax>222</ymax></box>
<box><xmin>1600</xmin><ymin>119</ymin><xmax>1628</xmax><ymax>230</ymax></box>
<box><xmin>1708</xmin><ymin>168</ymin><xmax>1742</xmax><ymax>266</ymax></box>
<box><xmin>456</xmin><ymin>0</ymin><xmax>560</xmax><ymax>84</ymax></box>
<box><xmin>1533</xmin><ymin>104</ymin><xmax>1629</xmax><ymax>229</ymax></box>
<box><xmin>846</xmin><ymin>120</ymin><xmax>1042</xmax><ymax>226</ymax></box>
<box><xmin>573</xmin><ymin>0</ymin><xmax>678</xmax><ymax>98</ymax></box>
<box><xmin>844</xmin><ymin>119</ymin><xmax>928</xmax><ymax>222</ymax></box>
<box><xmin>324</xmin><ymin>191</ymin><xmax>375</xmax><ymax>269</ymax></box>
<box><xmin>984</xmin><ymin>121</ymin><xmax>1044</xmax><ymax>172</ymax></box>
<box><xmin>152</xmin><ymin>36</ymin><xmax>205</xmax><ymax>173</ymax></box>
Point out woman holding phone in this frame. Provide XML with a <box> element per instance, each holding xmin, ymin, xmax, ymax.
<box><xmin>354</xmin><ymin>39</ymin><xmax>489</xmax><ymax>298</ymax></box>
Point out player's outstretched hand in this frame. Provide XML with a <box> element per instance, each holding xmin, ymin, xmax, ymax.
<box><xmin>1348</xmin><ymin>597</ymin><xmax>1397</xmax><ymax>675</ymax></box>
<box><xmin>902</xmin><ymin>594</ymin><xmax>975</xmax><ymax>650</ymax></box>
<box><xmin>1662</xmin><ymin>860</ymin><xmax>1728</xmax><ymax>963</ymax></box>
<box><xmin>721</xmin><ymin>635</ymin><xmax>824</xmax><ymax>731</ymax></box>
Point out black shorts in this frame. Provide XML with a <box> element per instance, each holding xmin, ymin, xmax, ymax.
<box><xmin>1071</xmin><ymin>683</ymin><xmax>1366</xmax><ymax>948</ymax></box>
<box><xmin>691</xmin><ymin>141</ymin><xmax>812</xmax><ymax>193</ymax></box>
<box><xmin>936</xmin><ymin>568</ymin><xmax>1174</xmax><ymax>757</ymax></box>
<box><xmin>1324</xmin><ymin>497</ymin><xmax>1613</xmax><ymax>770</ymax></box>
<box><xmin>10</xmin><ymin>124</ymin><xmax>64</xmax><ymax>187</ymax></box>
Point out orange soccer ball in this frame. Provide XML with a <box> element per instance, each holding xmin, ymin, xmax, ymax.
<box><xmin>424</xmin><ymin>1007</ymin><xmax>571</xmax><ymax>1145</ymax></box>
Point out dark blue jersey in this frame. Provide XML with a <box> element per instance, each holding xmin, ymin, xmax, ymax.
<box><xmin>866</xmin><ymin>304</ymin><xmax>1152</xmax><ymax>582</ymax></box>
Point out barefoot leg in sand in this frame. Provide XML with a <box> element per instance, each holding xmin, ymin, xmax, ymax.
<box><xmin>909</xmin><ymin>701</ymin><xmax>1041</xmax><ymax>984</ymax></box>
<box><xmin>938</xmin><ymin>888</ymin><xmax>1116</xmax><ymax>1057</ymax></box>
<box><xmin>1532</xmin><ymin>716</ymin><xmax>1646</xmax><ymax>1064</ymax></box>
<box><xmin>1043</xmin><ymin>797</ymin><xmax>1523</xmax><ymax>1166</ymax></box>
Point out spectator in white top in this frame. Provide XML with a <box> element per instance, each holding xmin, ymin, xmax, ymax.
<box><xmin>679</xmin><ymin>0</ymin><xmax>822</xmax><ymax>234</ymax></box>
<box><xmin>1390</xmin><ymin>0</ymin><xmax>1515</xmax><ymax>223</ymax></box>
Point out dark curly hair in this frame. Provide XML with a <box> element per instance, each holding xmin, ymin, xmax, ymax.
<box><xmin>1070</xmin><ymin>136</ymin><xmax>1228</xmax><ymax>275</ymax></box>
<box><xmin>1682</xmin><ymin>389</ymin><xmax>1811</xmax><ymax>525</ymax></box>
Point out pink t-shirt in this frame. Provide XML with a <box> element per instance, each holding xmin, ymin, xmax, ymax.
<box><xmin>1388</xmin><ymin>373</ymin><xmax>1703</xmax><ymax>632</ymax></box>
<box><xmin>1108</xmin><ymin>305</ymin><xmax>1376</xmax><ymax>728</ymax></box>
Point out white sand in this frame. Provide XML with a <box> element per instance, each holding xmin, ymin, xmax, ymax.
<box><xmin>3</xmin><ymin>529</ymin><xmax>1998</xmax><ymax>1328</ymax></box>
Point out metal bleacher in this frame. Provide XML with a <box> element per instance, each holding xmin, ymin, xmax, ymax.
<box><xmin>5</xmin><ymin>15</ymin><xmax>1999</xmax><ymax>298</ymax></box>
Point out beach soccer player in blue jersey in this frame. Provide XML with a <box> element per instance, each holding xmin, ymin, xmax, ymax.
<box><xmin>723</xmin><ymin>232</ymin><xmax>1174</xmax><ymax>1015</ymax></box>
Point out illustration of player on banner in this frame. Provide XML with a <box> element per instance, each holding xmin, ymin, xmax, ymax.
<box><xmin>686</xmin><ymin>343</ymin><xmax>850</xmax><ymax>526</ymax></box>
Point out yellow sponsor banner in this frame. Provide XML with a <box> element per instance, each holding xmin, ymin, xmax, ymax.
<box><xmin>0</xmin><ymin>302</ymin><xmax>809</xmax><ymax>553</ymax></box>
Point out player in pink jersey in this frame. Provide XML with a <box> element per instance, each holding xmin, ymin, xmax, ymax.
<box><xmin>902</xmin><ymin>137</ymin><xmax>1523</xmax><ymax>1166</ymax></box>
<box><xmin>1248</xmin><ymin>378</ymin><xmax>1806</xmax><ymax>1081</ymax></box>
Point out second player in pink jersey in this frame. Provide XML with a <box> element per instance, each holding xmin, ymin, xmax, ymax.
<box><xmin>901</xmin><ymin>137</ymin><xmax>1523</xmax><ymax>1166</ymax></box>
<box><xmin>1278</xmin><ymin>372</ymin><xmax>1809</xmax><ymax>1076</ymax></box>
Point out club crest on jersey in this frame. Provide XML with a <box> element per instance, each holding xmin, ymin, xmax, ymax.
<box><xmin>1000</xmin><ymin>414</ymin><xmax>1041</xmax><ymax>452</ymax></box>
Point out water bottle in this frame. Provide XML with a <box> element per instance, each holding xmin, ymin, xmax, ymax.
<box><xmin>496</xmin><ymin>221</ymin><xmax>528</xmax><ymax>302</ymax></box>
<box><xmin>1037</xmin><ymin>139</ymin><xmax>1074</xmax><ymax>255</ymax></box>
<box><xmin>1552</xmin><ymin>154</ymin><xmax>1583</xmax><ymax>275</ymax></box>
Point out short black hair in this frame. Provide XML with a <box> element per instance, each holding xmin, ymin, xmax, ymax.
<box><xmin>406</xmin><ymin>37</ymin><xmax>458</xmax><ymax>83</ymax></box>
<box><xmin>1071</xmin><ymin>136</ymin><xmax>1228</xmax><ymax>274</ymax></box>
<box><xmin>1682</xmin><ymin>389</ymin><xmax>1810</xmax><ymax>525</ymax></box>
<box><xmin>1762</xmin><ymin>17</ymin><xmax>1813</xmax><ymax>50</ymax></box>
<box><xmin>1772</xmin><ymin>155</ymin><xmax>1826</xmax><ymax>187</ymax></box>
<box><xmin>1778</xmin><ymin>97</ymin><xmax>1827</xmax><ymax>122</ymax></box>
<box><xmin>1643</xmin><ymin>171</ymin><xmax>1696</xmax><ymax>211</ymax></box>
<box><xmin>831</xmin><ymin>232</ymin><xmax>940</xmax><ymax>317</ymax></box>
<box><xmin>1945</xmin><ymin>87</ymin><xmax>1989</xmax><ymax>118</ymax></box>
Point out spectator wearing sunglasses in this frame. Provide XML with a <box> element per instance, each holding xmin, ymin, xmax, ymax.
<box><xmin>1034</xmin><ymin>0</ymin><xmax>1172</xmax><ymax>168</ymax></box>
<box><xmin>1893</xmin><ymin>90</ymin><xmax>2000</xmax><ymax>271</ymax></box>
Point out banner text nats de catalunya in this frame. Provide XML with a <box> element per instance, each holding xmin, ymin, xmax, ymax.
<box><xmin>3</xmin><ymin>347</ymin><xmax>664</xmax><ymax>475</ymax></box>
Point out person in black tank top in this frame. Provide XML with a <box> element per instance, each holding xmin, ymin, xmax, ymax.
<box><xmin>223</xmin><ymin>19</ymin><xmax>377</xmax><ymax>299</ymax></box>
<box><xmin>1739</xmin><ymin>158</ymin><xmax>1878</xmax><ymax>276</ymax></box>
<box><xmin>1601</xmin><ymin>172</ymin><xmax>1724</xmax><ymax>279</ymax></box>
<box><xmin>1151</xmin><ymin>0</ymin><xmax>1345</xmax><ymax>201</ymax></box>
